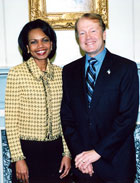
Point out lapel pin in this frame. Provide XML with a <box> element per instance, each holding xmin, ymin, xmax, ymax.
<box><xmin>107</xmin><ymin>69</ymin><xmax>111</xmax><ymax>74</ymax></box>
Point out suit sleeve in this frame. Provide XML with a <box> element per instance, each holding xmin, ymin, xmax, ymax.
<box><xmin>94</xmin><ymin>62</ymin><xmax>139</xmax><ymax>160</ymax></box>
<box><xmin>61</xmin><ymin>67</ymin><xmax>84</xmax><ymax>158</ymax></box>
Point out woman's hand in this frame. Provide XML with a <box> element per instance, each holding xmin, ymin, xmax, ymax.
<box><xmin>59</xmin><ymin>156</ymin><xmax>71</xmax><ymax>179</ymax></box>
<box><xmin>16</xmin><ymin>160</ymin><xmax>29</xmax><ymax>183</ymax></box>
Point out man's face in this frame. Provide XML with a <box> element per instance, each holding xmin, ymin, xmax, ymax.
<box><xmin>77</xmin><ymin>18</ymin><xmax>106</xmax><ymax>57</ymax></box>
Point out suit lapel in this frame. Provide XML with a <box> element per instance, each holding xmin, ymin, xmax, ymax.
<box><xmin>75</xmin><ymin>51</ymin><xmax>113</xmax><ymax>113</ymax></box>
<box><xmin>76</xmin><ymin>56</ymin><xmax>89</xmax><ymax>112</ymax></box>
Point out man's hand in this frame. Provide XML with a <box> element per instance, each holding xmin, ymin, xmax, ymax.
<box><xmin>79</xmin><ymin>163</ymin><xmax>94</xmax><ymax>176</ymax></box>
<box><xmin>75</xmin><ymin>150</ymin><xmax>101</xmax><ymax>175</ymax></box>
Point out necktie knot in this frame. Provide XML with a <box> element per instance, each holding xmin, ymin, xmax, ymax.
<box><xmin>88</xmin><ymin>58</ymin><xmax>97</xmax><ymax>65</ymax></box>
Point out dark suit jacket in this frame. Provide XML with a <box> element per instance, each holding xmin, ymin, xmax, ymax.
<box><xmin>61</xmin><ymin>50</ymin><xmax>139</xmax><ymax>181</ymax></box>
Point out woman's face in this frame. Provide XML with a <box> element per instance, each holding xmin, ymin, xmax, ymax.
<box><xmin>27</xmin><ymin>28</ymin><xmax>52</xmax><ymax>61</ymax></box>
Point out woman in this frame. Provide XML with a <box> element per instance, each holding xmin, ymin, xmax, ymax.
<box><xmin>5</xmin><ymin>19</ymin><xmax>71</xmax><ymax>183</ymax></box>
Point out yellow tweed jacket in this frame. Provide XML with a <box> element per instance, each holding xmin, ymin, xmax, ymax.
<box><xmin>5</xmin><ymin>58</ymin><xmax>70</xmax><ymax>162</ymax></box>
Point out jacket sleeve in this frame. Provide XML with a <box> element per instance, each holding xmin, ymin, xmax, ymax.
<box><xmin>58</xmin><ymin>116</ymin><xmax>71</xmax><ymax>157</ymax></box>
<box><xmin>61</xmin><ymin>67</ymin><xmax>85</xmax><ymax>158</ymax></box>
<box><xmin>5</xmin><ymin>68</ymin><xmax>25</xmax><ymax>162</ymax></box>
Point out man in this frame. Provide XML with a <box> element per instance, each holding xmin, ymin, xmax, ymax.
<box><xmin>61</xmin><ymin>13</ymin><xmax>139</xmax><ymax>183</ymax></box>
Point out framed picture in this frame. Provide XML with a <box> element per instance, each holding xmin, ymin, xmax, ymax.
<box><xmin>29</xmin><ymin>0</ymin><xmax>108</xmax><ymax>30</ymax></box>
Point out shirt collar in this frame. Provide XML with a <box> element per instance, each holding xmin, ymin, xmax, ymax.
<box><xmin>26</xmin><ymin>57</ymin><xmax>54</xmax><ymax>81</ymax></box>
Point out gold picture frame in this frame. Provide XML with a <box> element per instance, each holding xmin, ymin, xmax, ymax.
<box><xmin>29</xmin><ymin>0</ymin><xmax>108</xmax><ymax>30</ymax></box>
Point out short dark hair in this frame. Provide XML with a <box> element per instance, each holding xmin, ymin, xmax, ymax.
<box><xmin>75</xmin><ymin>13</ymin><xmax>106</xmax><ymax>36</ymax></box>
<box><xmin>18</xmin><ymin>19</ymin><xmax>57</xmax><ymax>61</ymax></box>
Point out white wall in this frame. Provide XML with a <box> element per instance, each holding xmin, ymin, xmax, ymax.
<box><xmin>0</xmin><ymin>0</ymin><xmax>140</xmax><ymax>67</ymax></box>
<box><xmin>134</xmin><ymin>0</ymin><xmax>140</xmax><ymax>62</ymax></box>
<box><xmin>0</xmin><ymin>0</ymin><xmax>6</xmax><ymax>66</ymax></box>
<box><xmin>106</xmin><ymin>0</ymin><xmax>134</xmax><ymax>60</ymax></box>
<box><xmin>0</xmin><ymin>0</ymin><xmax>29</xmax><ymax>67</ymax></box>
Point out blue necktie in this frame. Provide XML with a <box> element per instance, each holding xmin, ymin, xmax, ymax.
<box><xmin>86</xmin><ymin>58</ymin><xmax>97</xmax><ymax>107</ymax></box>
